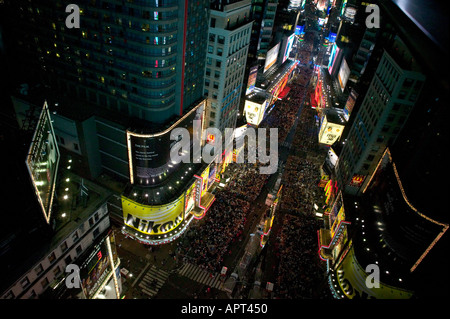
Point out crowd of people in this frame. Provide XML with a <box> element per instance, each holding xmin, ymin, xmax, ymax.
<box><xmin>173</xmin><ymin>28</ymin><xmax>333</xmax><ymax>298</ymax></box>
<box><xmin>227</xmin><ymin>163</ymin><xmax>268</xmax><ymax>202</ymax></box>
<box><xmin>272</xmin><ymin>214</ymin><xmax>331</xmax><ymax>299</ymax></box>
<box><xmin>180</xmin><ymin>189</ymin><xmax>251</xmax><ymax>273</ymax></box>
<box><xmin>280</xmin><ymin>156</ymin><xmax>321</xmax><ymax>215</ymax></box>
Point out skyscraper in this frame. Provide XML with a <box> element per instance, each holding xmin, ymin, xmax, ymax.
<box><xmin>1</xmin><ymin>0</ymin><xmax>218</xmax><ymax>244</ymax></box>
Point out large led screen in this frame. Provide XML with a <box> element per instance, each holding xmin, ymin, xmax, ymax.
<box><xmin>26</xmin><ymin>101</ymin><xmax>60</xmax><ymax>224</ymax></box>
<box><xmin>127</xmin><ymin>100</ymin><xmax>205</xmax><ymax>185</ymax></box>
<box><xmin>338</xmin><ymin>58</ymin><xmax>350</xmax><ymax>92</ymax></box>
<box><xmin>264</xmin><ymin>43</ymin><xmax>280</xmax><ymax>73</ymax></box>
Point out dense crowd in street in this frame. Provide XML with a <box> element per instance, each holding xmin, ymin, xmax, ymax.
<box><xmin>180</xmin><ymin>189</ymin><xmax>251</xmax><ymax>273</ymax></box>
<box><xmin>272</xmin><ymin>214</ymin><xmax>330</xmax><ymax>299</ymax></box>
<box><xmin>174</xmin><ymin>25</ymin><xmax>331</xmax><ymax>299</ymax></box>
<box><xmin>280</xmin><ymin>156</ymin><xmax>320</xmax><ymax>215</ymax></box>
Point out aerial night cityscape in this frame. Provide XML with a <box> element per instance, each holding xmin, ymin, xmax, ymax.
<box><xmin>0</xmin><ymin>0</ymin><xmax>448</xmax><ymax>312</ymax></box>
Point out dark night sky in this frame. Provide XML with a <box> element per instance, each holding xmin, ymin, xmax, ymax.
<box><xmin>391</xmin><ymin>0</ymin><xmax>449</xmax><ymax>53</ymax></box>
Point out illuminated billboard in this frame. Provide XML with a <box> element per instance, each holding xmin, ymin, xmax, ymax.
<box><xmin>338</xmin><ymin>58</ymin><xmax>350</xmax><ymax>92</ymax></box>
<box><xmin>318</xmin><ymin>116</ymin><xmax>345</xmax><ymax>145</ymax></box>
<box><xmin>295</xmin><ymin>25</ymin><xmax>305</xmax><ymax>35</ymax></box>
<box><xmin>26</xmin><ymin>101</ymin><xmax>60</xmax><ymax>224</ymax></box>
<box><xmin>80</xmin><ymin>237</ymin><xmax>111</xmax><ymax>299</ymax></box>
<box><xmin>328</xmin><ymin>32</ymin><xmax>337</xmax><ymax>43</ymax></box>
<box><xmin>328</xmin><ymin>44</ymin><xmax>340</xmax><ymax>75</ymax></box>
<box><xmin>185</xmin><ymin>182</ymin><xmax>197</xmax><ymax>216</ymax></box>
<box><xmin>349</xmin><ymin>174</ymin><xmax>365</xmax><ymax>188</ymax></box>
<box><xmin>246</xmin><ymin>65</ymin><xmax>259</xmax><ymax>95</ymax></box>
<box><xmin>127</xmin><ymin>100</ymin><xmax>205</xmax><ymax>185</ymax></box>
<box><xmin>344</xmin><ymin>88</ymin><xmax>358</xmax><ymax>121</ymax></box>
<box><xmin>122</xmin><ymin>194</ymin><xmax>185</xmax><ymax>235</ymax></box>
<box><xmin>264</xmin><ymin>43</ymin><xmax>280</xmax><ymax>73</ymax></box>
<box><xmin>282</xmin><ymin>34</ymin><xmax>295</xmax><ymax>63</ymax></box>
<box><xmin>245</xmin><ymin>99</ymin><xmax>267</xmax><ymax>126</ymax></box>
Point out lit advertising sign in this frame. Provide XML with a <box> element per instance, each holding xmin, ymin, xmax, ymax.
<box><xmin>26</xmin><ymin>101</ymin><xmax>60</xmax><ymax>224</ymax></box>
<box><xmin>338</xmin><ymin>58</ymin><xmax>350</xmax><ymax>92</ymax></box>
<box><xmin>201</xmin><ymin>165</ymin><xmax>210</xmax><ymax>197</ymax></box>
<box><xmin>318</xmin><ymin>117</ymin><xmax>345</xmax><ymax>145</ymax></box>
<box><xmin>318</xmin><ymin>18</ymin><xmax>326</xmax><ymax>26</ymax></box>
<box><xmin>264</xmin><ymin>43</ymin><xmax>280</xmax><ymax>73</ymax></box>
<box><xmin>282</xmin><ymin>34</ymin><xmax>295</xmax><ymax>63</ymax></box>
<box><xmin>344</xmin><ymin>88</ymin><xmax>358</xmax><ymax>121</ymax></box>
<box><xmin>349</xmin><ymin>174</ymin><xmax>365</xmax><ymax>187</ymax></box>
<box><xmin>127</xmin><ymin>100</ymin><xmax>205</xmax><ymax>185</ymax></box>
<box><xmin>328</xmin><ymin>32</ymin><xmax>337</xmax><ymax>43</ymax></box>
<box><xmin>328</xmin><ymin>44</ymin><xmax>340</xmax><ymax>75</ymax></box>
<box><xmin>340</xmin><ymin>0</ymin><xmax>348</xmax><ymax>16</ymax></box>
<box><xmin>246</xmin><ymin>66</ymin><xmax>259</xmax><ymax>95</ymax></box>
<box><xmin>344</xmin><ymin>6</ymin><xmax>357</xmax><ymax>22</ymax></box>
<box><xmin>295</xmin><ymin>25</ymin><xmax>305</xmax><ymax>36</ymax></box>
<box><xmin>185</xmin><ymin>182</ymin><xmax>196</xmax><ymax>215</ymax></box>
<box><xmin>245</xmin><ymin>99</ymin><xmax>266</xmax><ymax>126</ymax></box>
<box><xmin>329</xmin><ymin>193</ymin><xmax>343</xmax><ymax>234</ymax></box>
<box><xmin>208</xmin><ymin>163</ymin><xmax>217</xmax><ymax>191</ymax></box>
<box><xmin>122</xmin><ymin>194</ymin><xmax>185</xmax><ymax>235</ymax></box>
<box><xmin>80</xmin><ymin>237</ymin><xmax>110</xmax><ymax>299</ymax></box>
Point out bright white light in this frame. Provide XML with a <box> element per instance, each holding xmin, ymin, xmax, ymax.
<box><xmin>62</xmin><ymin>213</ymin><xmax>66</xmax><ymax>217</ymax></box>
<box><xmin>63</xmin><ymin>195</ymin><xmax>68</xmax><ymax>200</ymax></box>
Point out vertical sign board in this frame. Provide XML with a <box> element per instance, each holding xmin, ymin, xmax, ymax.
<box><xmin>26</xmin><ymin>101</ymin><xmax>60</xmax><ymax>224</ymax></box>
<box><xmin>246</xmin><ymin>65</ymin><xmax>259</xmax><ymax>95</ymax></box>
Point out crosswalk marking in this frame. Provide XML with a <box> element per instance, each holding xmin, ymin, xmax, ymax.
<box><xmin>138</xmin><ymin>265</ymin><xmax>170</xmax><ymax>298</ymax></box>
<box><xmin>177</xmin><ymin>263</ymin><xmax>224</xmax><ymax>290</ymax></box>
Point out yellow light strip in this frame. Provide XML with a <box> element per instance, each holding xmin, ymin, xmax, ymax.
<box><xmin>106</xmin><ymin>236</ymin><xmax>121</xmax><ymax>299</ymax></box>
<box><xmin>364</xmin><ymin>148</ymin><xmax>449</xmax><ymax>272</ymax></box>
<box><xmin>362</xmin><ymin>147</ymin><xmax>390</xmax><ymax>194</ymax></box>
<box><xmin>126</xmin><ymin>100</ymin><xmax>205</xmax><ymax>138</ymax></box>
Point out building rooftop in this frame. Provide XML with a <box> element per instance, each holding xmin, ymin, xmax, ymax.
<box><xmin>0</xmin><ymin>131</ymin><xmax>112</xmax><ymax>294</ymax></box>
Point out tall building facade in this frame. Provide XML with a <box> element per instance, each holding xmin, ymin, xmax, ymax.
<box><xmin>205</xmin><ymin>0</ymin><xmax>253</xmax><ymax>132</ymax></box>
<box><xmin>1</xmin><ymin>0</ymin><xmax>222</xmax><ymax>246</ymax></box>
<box><xmin>336</xmin><ymin>36</ymin><xmax>425</xmax><ymax>195</ymax></box>
<box><xmin>248</xmin><ymin>0</ymin><xmax>278</xmax><ymax>61</ymax></box>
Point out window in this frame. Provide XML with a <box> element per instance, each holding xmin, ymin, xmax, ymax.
<box><xmin>210</xmin><ymin>18</ymin><xmax>216</xmax><ymax>28</ymax></box>
<box><xmin>54</xmin><ymin>266</ymin><xmax>62</xmax><ymax>277</ymax></box>
<box><xmin>209</xmin><ymin>34</ymin><xmax>215</xmax><ymax>42</ymax></box>
<box><xmin>89</xmin><ymin>217</ymin><xmax>94</xmax><ymax>227</ymax></box>
<box><xmin>76</xmin><ymin>245</ymin><xmax>83</xmax><ymax>256</ymax></box>
<box><xmin>5</xmin><ymin>290</ymin><xmax>15</xmax><ymax>299</ymax></box>
<box><xmin>60</xmin><ymin>241</ymin><xmax>68</xmax><ymax>253</ymax></box>
<box><xmin>218</xmin><ymin>36</ymin><xmax>225</xmax><ymax>44</ymax></box>
<box><xmin>216</xmin><ymin>60</ymin><xmax>221</xmax><ymax>68</ymax></box>
<box><xmin>20</xmin><ymin>277</ymin><xmax>30</xmax><ymax>289</ymax></box>
<box><xmin>93</xmin><ymin>227</ymin><xmax>100</xmax><ymax>238</ymax></box>
<box><xmin>64</xmin><ymin>255</ymin><xmax>72</xmax><ymax>265</ymax></box>
<box><xmin>48</xmin><ymin>252</ymin><xmax>56</xmax><ymax>264</ymax></box>
<box><xmin>35</xmin><ymin>264</ymin><xmax>44</xmax><ymax>275</ymax></box>
<box><xmin>72</xmin><ymin>231</ymin><xmax>79</xmax><ymax>243</ymax></box>
<box><xmin>41</xmin><ymin>278</ymin><xmax>49</xmax><ymax>289</ymax></box>
<box><xmin>73</xmin><ymin>143</ymin><xmax>79</xmax><ymax>151</ymax></box>
<box><xmin>217</xmin><ymin>48</ymin><xmax>223</xmax><ymax>56</ymax></box>
<box><xmin>208</xmin><ymin>46</ymin><xmax>213</xmax><ymax>54</ymax></box>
